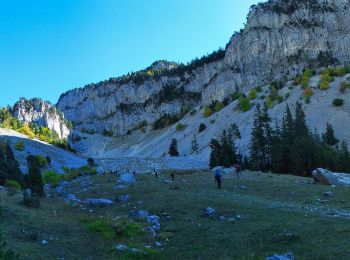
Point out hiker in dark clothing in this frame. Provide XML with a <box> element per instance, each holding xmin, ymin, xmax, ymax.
<box><xmin>154</xmin><ymin>168</ymin><xmax>158</xmax><ymax>179</ymax></box>
<box><xmin>235</xmin><ymin>164</ymin><xmax>241</xmax><ymax>179</ymax></box>
<box><xmin>171</xmin><ymin>172</ymin><xmax>175</xmax><ymax>181</ymax></box>
<box><xmin>133</xmin><ymin>171</ymin><xmax>136</xmax><ymax>176</ymax></box>
<box><xmin>214</xmin><ymin>169</ymin><xmax>222</xmax><ymax>189</ymax></box>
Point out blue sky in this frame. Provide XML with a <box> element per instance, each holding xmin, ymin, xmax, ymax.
<box><xmin>0</xmin><ymin>0</ymin><xmax>262</xmax><ymax>107</ymax></box>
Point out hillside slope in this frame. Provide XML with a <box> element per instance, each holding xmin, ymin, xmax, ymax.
<box><xmin>0</xmin><ymin>128</ymin><xmax>86</xmax><ymax>173</ymax></box>
<box><xmin>71</xmin><ymin>73</ymin><xmax>350</xmax><ymax>165</ymax></box>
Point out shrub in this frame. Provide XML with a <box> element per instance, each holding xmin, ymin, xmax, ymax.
<box><xmin>36</xmin><ymin>155</ymin><xmax>48</xmax><ymax>168</ymax></box>
<box><xmin>333</xmin><ymin>98</ymin><xmax>344</xmax><ymax>107</ymax></box>
<box><xmin>22</xmin><ymin>190</ymin><xmax>40</xmax><ymax>208</ymax></box>
<box><xmin>176</xmin><ymin>123</ymin><xmax>186</xmax><ymax>131</ymax></box>
<box><xmin>301</xmin><ymin>68</ymin><xmax>312</xmax><ymax>88</ymax></box>
<box><xmin>339</xmin><ymin>81</ymin><xmax>349</xmax><ymax>94</ymax></box>
<box><xmin>249</xmin><ymin>89</ymin><xmax>257</xmax><ymax>100</ymax></box>
<box><xmin>328</xmin><ymin>66</ymin><xmax>349</xmax><ymax>77</ymax></box>
<box><xmin>5</xmin><ymin>179</ymin><xmax>21</xmax><ymax>196</ymax></box>
<box><xmin>255</xmin><ymin>86</ymin><xmax>263</xmax><ymax>93</ymax></box>
<box><xmin>266</xmin><ymin>96</ymin><xmax>275</xmax><ymax>109</ymax></box>
<box><xmin>42</xmin><ymin>170</ymin><xmax>62</xmax><ymax>187</ymax></box>
<box><xmin>260</xmin><ymin>95</ymin><xmax>266</xmax><ymax>100</ymax></box>
<box><xmin>86</xmin><ymin>219</ymin><xmax>114</xmax><ymax>240</ymax></box>
<box><xmin>320</xmin><ymin>70</ymin><xmax>332</xmax><ymax>90</ymax></box>
<box><xmin>238</xmin><ymin>97</ymin><xmax>251</xmax><ymax>112</ymax></box>
<box><xmin>169</xmin><ymin>139</ymin><xmax>179</xmax><ymax>157</ymax></box>
<box><xmin>304</xmin><ymin>87</ymin><xmax>314</xmax><ymax>99</ymax></box>
<box><xmin>112</xmin><ymin>218</ymin><xmax>144</xmax><ymax>238</ymax></box>
<box><xmin>285</xmin><ymin>92</ymin><xmax>290</xmax><ymax>100</ymax></box>
<box><xmin>198</xmin><ymin>123</ymin><xmax>207</xmax><ymax>133</ymax></box>
<box><xmin>203</xmin><ymin>106</ymin><xmax>213</xmax><ymax>118</ymax></box>
<box><xmin>277</xmin><ymin>95</ymin><xmax>284</xmax><ymax>103</ymax></box>
<box><xmin>14</xmin><ymin>141</ymin><xmax>24</xmax><ymax>151</ymax></box>
<box><xmin>5</xmin><ymin>180</ymin><xmax>21</xmax><ymax>190</ymax></box>
<box><xmin>214</xmin><ymin>102</ymin><xmax>225</xmax><ymax>112</ymax></box>
<box><xmin>102</xmin><ymin>129</ymin><xmax>113</xmax><ymax>136</ymax></box>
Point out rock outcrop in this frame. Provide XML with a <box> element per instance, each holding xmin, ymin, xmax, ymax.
<box><xmin>56</xmin><ymin>0</ymin><xmax>350</xmax><ymax>137</ymax></box>
<box><xmin>12</xmin><ymin>98</ymin><xmax>71</xmax><ymax>139</ymax></box>
<box><xmin>312</xmin><ymin>168</ymin><xmax>350</xmax><ymax>187</ymax></box>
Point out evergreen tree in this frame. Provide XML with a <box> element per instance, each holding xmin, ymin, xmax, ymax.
<box><xmin>191</xmin><ymin>135</ymin><xmax>199</xmax><ymax>154</ymax></box>
<box><xmin>322</xmin><ymin>123</ymin><xmax>339</xmax><ymax>146</ymax></box>
<box><xmin>209</xmin><ymin>138</ymin><xmax>222</xmax><ymax>169</ymax></box>
<box><xmin>0</xmin><ymin>142</ymin><xmax>24</xmax><ymax>187</ymax></box>
<box><xmin>250</xmin><ymin>104</ymin><xmax>272</xmax><ymax>171</ymax></box>
<box><xmin>220</xmin><ymin>130</ymin><xmax>236</xmax><ymax>168</ymax></box>
<box><xmin>168</xmin><ymin>138</ymin><xmax>179</xmax><ymax>157</ymax></box>
<box><xmin>26</xmin><ymin>155</ymin><xmax>44</xmax><ymax>197</ymax></box>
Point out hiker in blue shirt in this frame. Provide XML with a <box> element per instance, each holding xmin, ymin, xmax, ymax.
<box><xmin>214</xmin><ymin>168</ymin><xmax>223</xmax><ymax>189</ymax></box>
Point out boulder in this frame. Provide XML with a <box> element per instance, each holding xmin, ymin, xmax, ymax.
<box><xmin>85</xmin><ymin>198</ymin><xmax>113</xmax><ymax>206</ymax></box>
<box><xmin>116</xmin><ymin>244</ymin><xmax>128</xmax><ymax>252</ymax></box>
<box><xmin>203</xmin><ymin>207</ymin><xmax>216</xmax><ymax>218</ymax></box>
<box><xmin>147</xmin><ymin>215</ymin><xmax>161</xmax><ymax>231</ymax></box>
<box><xmin>118</xmin><ymin>194</ymin><xmax>131</xmax><ymax>203</ymax></box>
<box><xmin>128</xmin><ymin>209</ymin><xmax>149</xmax><ymax>219</ymax></box>
<box><xmin>266</xmin><ymin>252</ymin><xmax>294</xmax><ymax>260</ymax></box>
<box><xmin>312</xmin><ymin>168</ymin><xmax>350</xmax><ymax>187</ymax></box>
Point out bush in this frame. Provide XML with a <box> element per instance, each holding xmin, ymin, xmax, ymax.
<box><xmin>86</xmin><ymin>219</ymin><xmax>114</xmax><ymax>240</ymax></box>
<box><xmin>304</xmin><ymin>87</ymin><xmax>314</xmax><ymax>99</ymax></box>
<box><xmin>198</xmin><ymin>123</ymin><xmax>207</xmax><ymax>133</ymax></box>
<box><xmin>255</xmin><ymin>86</ymin><xmax>263</xmax><ymax>93</ymax></box>
<box><xmin>266</xmin><ymin>96</ymin><xmax>275</xmax><ymax>109</ymax></box>
<box><xmin>42</xmin><ymin>170</ymin><xmax>62</xmax><ymax>187</ymax></box>
<box><xmin>238</xmin><ymin>97</ymin><xmax>251</xmax><ymax>112</ymax></box>
<box><xmin>320</xmin><ymin>70</ymin><xmax>332</xmax><ymax>90</ymax></box>
<box><xmin>339</xmin><ymin>81</ymin><xmax>349</xmax><ymax>94</ymax></box>
<box><xmin>5</xmin><ymin>180</ymin><xmax>21</xmax><ymax>196</ymax></box>
<box><xmin>14</xmin><ymin>141</ymin><xmax>24</xmax><ymax>151</ymax></box>
<box><xmin>333</xmin><ymin>98</ymin><xmax>344</xmax><ymax>107</ymax></box>
<box><xmin>203</xmin><ymin>106</ymin><xmax>213</xmax><ymax>118</ymax></box>
<box><xmin>36</xmin><ymin>155</ymin><xmax>48</xmax><ymax>168</ymax></box>
<box><xmin>301</xmin><ymin>68</ymin><xmax>312</xmax><ymax>88</ymax></box>
<box><xmin>176</xmin><ymin>123</ymin><xmax>186</xmax><ymax>131</ymax></box>
<box><xmin>22</xmin><ymin>190</ymin><xmax>40</xmax><ymax>208</ymax></box>
<box><xmin>277</xmin><ymin>95</ymin><xmax>284</xmax><ymax>103</ymax></box>
<box><xmin>5</xmin><ymin>180</ymin><xmax>21</xmax><ymax>190</ymax></box>
<box><xmin>214</xmin><ymin>102</ymin><xmax>225</xmax><ymax>112</ymax></box>
<box><xmin>249</xmin><ymin>89</ymin><xmax>257</xmax><ymax>100</ymax></box>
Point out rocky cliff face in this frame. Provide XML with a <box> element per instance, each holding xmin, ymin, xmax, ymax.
<box><xmin>57</xmin><ymin>0</ymin><xmax>350</xmax><ymax>136</ymax></box>
<box><xmin>12</xmin><ymin>98</ymin><xmax>71</xmax><ymax>139</ymax></box>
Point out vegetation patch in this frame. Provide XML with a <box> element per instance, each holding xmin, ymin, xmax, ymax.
<box><xmin>333</xmin><ymin>98</ymin><xmax>344</xmax><ymax>107</ymax></box>
<box><xmin>14</xmin><ymin>141</ymin><xmax>25</xmax><ymax>151</ymax></box>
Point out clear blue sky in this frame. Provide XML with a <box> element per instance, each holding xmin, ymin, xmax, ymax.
<box><xmin>0</xmin><ymin>0</ymin><xmax>262</xmax><ymax>107</ymax></box>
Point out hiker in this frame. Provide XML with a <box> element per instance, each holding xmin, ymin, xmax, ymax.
<box><xmin>235</xmin><ymin>164</ymin><xmax>241</xmax><ymax>179</ymax></box>
<box><xmin>133</xmin><ymin>171</ymin><xmax>136</xmax><ymax>176</ymax></box>
<box><xmin>154</xmin><ymin>168</ymin><xmax>158</xmax><ymax>179</ymax></box>
<box><xmin>214</xmin><ymin>168</ymin><xmax>222</xmax><ymax>189</ymax></box>
<box><xmin>171</xmin><ymin>172</ymin><xmax>175</xmax><ymax>181</ymax></box>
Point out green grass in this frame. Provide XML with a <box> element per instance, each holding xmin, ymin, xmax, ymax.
<box><xmin>2</xmin><ymin>171</ymin><xmax>350</xmax><ymax>259</ymax></box>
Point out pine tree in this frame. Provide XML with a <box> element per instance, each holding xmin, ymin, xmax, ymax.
<box><xmin>26</xmin><ymin>155</ymin><xmax>44</xmax><ymax>197</ymax></box>
<box><xmin>191</xmin><ymin>135</ymin><xmax>199</xmax><ymax>154</ymax></box>
<box><xmin>250</xmin><ymin>104</ymin><xmax>272</xmax><ymax>171</ymax></box>
<box><xmin>209</xmin><ymin>138</ymin><xmax>222</xmax><ymax>169</ymax></box>
<box><xmin>322</xmin><ymin>123</ymin><xmax>339</xmax><ymax>146</ymax></box>
<box><xmin>168</xmin><ymin>138</ymin><xmax>179</xmax><ymax>157</ymax></box>
<box><xmin>220</xmin><ymin>130</ymin><xmax>236</xmax><ymax>168</ymax></box>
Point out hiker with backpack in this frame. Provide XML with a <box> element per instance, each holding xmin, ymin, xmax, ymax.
<box><xmin>235</xmin><ymin>164</ymin><xmax>241</xmax><ymax>179</ymax></box>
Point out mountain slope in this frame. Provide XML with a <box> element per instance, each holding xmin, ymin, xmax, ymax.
<box><xmin>56</xmin><ymin>0</ymin><xmax>350</xmax><ymax>137</ymax></box>
<box><xmin>0</xmin><ymin>128</ymin><xmax>86</xmax><ymax>174</ymax></box>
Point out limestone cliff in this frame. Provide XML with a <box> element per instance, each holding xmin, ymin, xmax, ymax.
<box><xmin>56</xmin><ymin>0</ymin><xmax>350</xmax><ymax>136</ymax></box>
<box><xmin>12</xmin><ymin>98</ymin><xmax>71</xmax><ymax>139</ymax></box>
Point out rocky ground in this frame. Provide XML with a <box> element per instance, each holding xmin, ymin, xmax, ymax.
<box><xmin>2</xmin><ymin>170</ymin><xmax>350</xmax><ymax>259</ymax></box>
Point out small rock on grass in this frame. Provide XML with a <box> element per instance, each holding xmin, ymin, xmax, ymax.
<box><xmin>266</xmin><ymin>252</ymin><xmax>294</xmax><ymax>260</ymax></box>
<box><xmin>116</xmin><ymin>244</ymin><xmax>127</xmax><ymax>252</ymax></box>
<box><xmin>203</xmin><ymin>207</ymin><xmax>216</xmax><ymax>218</ymax></box>
<box><xmin>323</xmin><ymin>191</ymin><xmax>333</xmax><ymax>197</ymax></box>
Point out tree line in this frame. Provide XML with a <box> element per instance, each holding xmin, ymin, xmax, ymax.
<box><xmin>209</xmin><ymin>101</ymin><xmax>350</xmax><ymax>176</ymax></box>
